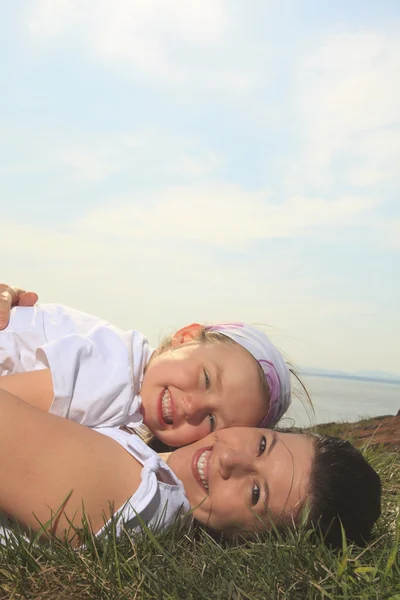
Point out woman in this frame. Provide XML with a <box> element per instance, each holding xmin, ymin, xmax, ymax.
<box><xmin>0</xmin><ymin>388</ymin><xmax>380</xmax><ymax>548</ymax></box>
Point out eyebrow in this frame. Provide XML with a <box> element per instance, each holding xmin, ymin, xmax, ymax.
<box><xmin>214</xmin><ymin>362</ymin><xmax>232</xmax><ymax>428</ymax></box>
<box><xmin>267</xmin><ymin>431</ymin><xmax>278</xmax><ymax>456</ymax></box>
<box><xmin>260</xmin><ymin>431</ymin><xmax>278</xmax><ymax>515</ymax></box>
<box><xmin>214</xmin><ymin>362</ymin><xmax>223</xmax><ymax>393</ymax></box>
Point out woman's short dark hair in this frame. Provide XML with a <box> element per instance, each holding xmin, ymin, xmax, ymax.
<box><xmin>308</xmin><ymin>435</ymin><xmax>381</xmax><ymax>547</ymax></box>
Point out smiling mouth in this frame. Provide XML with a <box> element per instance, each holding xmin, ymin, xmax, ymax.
<box><xmin>161</xmin><ymin>388</ymin><xmax>173</xmax><ymax>425</ymax></box>
<box><xmin>196</xmin><ymin>450</ymin><xmax>210</xmax><ymax>491</ymax></box>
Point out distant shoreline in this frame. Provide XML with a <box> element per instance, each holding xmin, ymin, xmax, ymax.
<box><xmin>301</xmin><ymin>372</ymin><xmax>400</xmax><ymax>386</ymax></box>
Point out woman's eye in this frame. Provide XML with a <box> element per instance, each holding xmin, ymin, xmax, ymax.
<box><xmin>204</xmin><ymin>369</ymin><xmax>210</xmax><ymax>390</ymax></box>
<box><xmin>209</xmin><ymin>414</ymin><xmax>216</xmax><ymax>432</ymax></box>
<box><xmin>252</xmin><ymin>483</ymin><xmax>260</xmax><ymax>506</ymax></box>
<box><xmin>258</xmin><ymin>435</ymin><xmax>267</xmax><ymax>456</ymax></box>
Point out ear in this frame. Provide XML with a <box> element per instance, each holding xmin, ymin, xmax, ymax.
<box><xmin>171</xmin><ymin>323</ymin><xmax>204</xmax><ymax>347</ymax></box>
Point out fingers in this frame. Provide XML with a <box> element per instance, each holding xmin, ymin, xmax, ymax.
<box><xmin>0</xmin><ymin>285</ymin><xmax>38</xmax><ymax>330</ymax></box>
<box><xmin>18</xmin><ymin>291</ymin><xmax>39</xmax><ymax>306</ymax></box>
<box><xmin>0</xmin><ymin>285</ymin><xmax>18</xmax><ymax>330</ymax></box>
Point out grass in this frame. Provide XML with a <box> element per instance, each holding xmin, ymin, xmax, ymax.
<box><xmin>1</xmin><ymin>424</ymin><xmax>399</xmax><ymax>600</ymax></box>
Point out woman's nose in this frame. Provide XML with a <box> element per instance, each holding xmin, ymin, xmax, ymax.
<box><xmin>219</xmin><ymin>448</ymin><xmax>253</xmax><ymax>480</ymax></box>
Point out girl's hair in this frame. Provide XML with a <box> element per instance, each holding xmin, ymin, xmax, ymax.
<box><xmin>307</xmin><ymin>434</ymin><xmax>381</xmax><ymax>547</ymax></box>
<box><xmin>156</xmin><ymin>328</ymin><xmax>236</xmax><ymax>355</ymax></box>
<box><xmin>287</xmin><ymin>362</ymin><xmax>314</xmax><ymax>422</ymax></box>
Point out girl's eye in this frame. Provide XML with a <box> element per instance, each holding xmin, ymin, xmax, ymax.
<box><xmin>209</xmin><ymin>414</ymin><xmax>216</xmax><ymax>432</ymax></box>
<box><xmin>252</xmin><ymin>483</ymin><xmax>260</xmax><ymax>506</ymax></box>
<box><xmin>204</xmin><ymin>369</ymin><xmax>210</xmax><ymax>390</ymax></box>
<box><xmin>258</xmin><ymin>435</ymin><xmax>267</xmax><ymax>456</ymax></box>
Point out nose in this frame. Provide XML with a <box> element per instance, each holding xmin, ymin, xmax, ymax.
<box><xmin>182</xmin><ymin>393</ymin><xmax>205</xmax><ymax>423</ymax></box>
<box><xmin>218</xmin><ymin>448</ymin><xmax>253</xmax><ymax>480</ymax></box>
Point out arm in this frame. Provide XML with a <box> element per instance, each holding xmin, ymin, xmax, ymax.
<box><xmin>0</xmin><ymin>370</ymin><xmax>54</xmax><ymax>413</ymax></box>
<box><xmin>0</xmin><ymin>284</ymin><xmax>38</xmax><ymax>329</ymax></box>
<box><xmin>0</xmin><ymin>389</ymin><xmax>142</xmax><ymax>545</ymax></box>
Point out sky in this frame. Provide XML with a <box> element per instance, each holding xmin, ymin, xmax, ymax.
<box><xmin>2</xmin><ymin>1</ymin><xmax>399</xmax><ymax>375</ymax></box>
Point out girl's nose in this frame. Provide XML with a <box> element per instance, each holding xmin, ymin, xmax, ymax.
<box><xmin>182</xmin><ymin>393</ymin><xmax>204</xmax><ymax>422</ymax></box>
<box><xmin>219</xmin><ymin>448</ymin><xmax>253</xmax><ymax>480</ymax></box>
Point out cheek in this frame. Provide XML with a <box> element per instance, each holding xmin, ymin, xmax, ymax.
<box><xmin>204</xmin><ymin>490</ymin><xmax>249</xmax><ymax>531</ymax></box>
<box><xmin>156</xmin><ymin>358</ymin><xmax>196</xmax><ymax>389</ymax></box>
<box><xmin>188</xmin><ymin>486</ymin><xmax>233</xmax><ymax>529</ymax></box>
<box><xmin>148</xmin><ymin>358</ymin><xmax>173</xmax><ymax>380</ymax></box>
<box><xmin>159</xmin><ymin>422</ymin><xmax>210</xmax><ymax>447</ymax></box>
<box><xmin>193</xmin><ymin>497</ymin><xmax>238</xmax><ymax>532</ymax></box>
<box><xmin>192</xmin><ymin>498</ymin><xmax>212</xmax><ymax>526</ymax></box>
<box><xmin>156</xmin><ymin>427</ymin><xmax>196</xmax><ymax>447</ymax></box>
<box><xmin>181</xmin><ymin>421</ymin><xmax>211</xmax><ymax>444</ymax></box>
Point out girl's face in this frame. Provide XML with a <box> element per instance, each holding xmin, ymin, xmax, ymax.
<box><xmin>140</xmin><ymin>341</ymin><xmax>267</xmax><ymax>446</ymax></box>
<box><xmin>167</xmin><ymin>427</ymin><xmax>313</xmax><ymax>534</ymax></box>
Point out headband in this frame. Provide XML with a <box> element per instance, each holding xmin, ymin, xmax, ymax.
<box><xmin>205</xmin><ymin>323</ymin><xmax>291</xmax><ymax>427</ymax></box>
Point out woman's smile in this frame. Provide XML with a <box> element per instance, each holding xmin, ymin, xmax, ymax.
<box><xmin>192</xmin><ymin>446</ymin><xmax>213</xmax><ymax>492</ymax></box>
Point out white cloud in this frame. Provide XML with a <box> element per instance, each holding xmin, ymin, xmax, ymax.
<box><xmin>28</xmin><ymin>0</ymin><xmax>227</xmax><ymax>45</ymax></box>
<box><xmin>343</xmin><ymin>127</ymin><xmax>400</xmax><ymax>187</ymax></box>
<box><xmin>26</xmin><ymin>0</ymin><xmax>235</xmax><ymax>84</ymax></box>
<box><xmin>59</xmin><ymin>133</ymin><xmax>145</xmax><ymax>181</ymax></box>
<box><xmin>3</xmin><ymin>208</ymin><xmax>399</xmax><ymax>374</ymax></box>
<box><xmin>27</xmin><ymin>0</ymin><xmax>73</xmax><ymax>39</ymax></box>
<box><xmin>167</xmin><ymin>151</ymin><xmax>222</xmax><ymax>177</ymax></box>
<box><xmin>0</xmin><ymin>124</ymin><xmax>145</xmax><ymax>181</ymax></box>
<box><xmin>0</xmin><ymin>183</ymin><xmax>378</xmax><ymax>258</ymax></box>
<box><xmin>287</xmin><ymin>32</ymin><xmax>400</xmax><ymax>192</ymax></box>
<box><xmin>0</xmin><ymin>123</ymin><xmax>224</xmax><ymax>184</ymax></box>
<box><xmin>23</xmin><ymin>8</ymin><xmax>400</xmax><ymax>188</ymax></box>
<box><xmin>1</xmin><ymin>176</ymin><xmax>379</xmax><ymax>252</ymax></box>
<box><xmin>71</xmin><ymin>185</ymin><xmax>377</xmax><ymax>248</ymax></box>
<box><xmin>376</xmin><ymin>218</ymin><xmax>400</xmax><ymax>251</ymax></box>
<box><xmin>25</xmin><ymin>0</ymin><xmax>260</xmax><ymax>97</ymax></box>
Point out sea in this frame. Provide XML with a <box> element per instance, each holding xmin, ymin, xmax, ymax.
<box><xmin>283</xmin><ymin>374</ymin><xmax>400</xmax><ymax>428</ymax></box>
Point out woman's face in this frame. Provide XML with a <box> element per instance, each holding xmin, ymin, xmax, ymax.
<box><xmin>167</xmin><ymin>427</ymin><xmax>314</xmax><ymax>535</ymax></box>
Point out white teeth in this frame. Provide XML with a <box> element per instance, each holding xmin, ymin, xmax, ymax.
<box><xmin>161</xmin><ymin>389</ymin><xmax>173</xmax><ymax>424</ymax></box>
<box><xmin>197</xmin><ymin>450</ymin><xmax>210</xmax><ymax>491</ymax></box>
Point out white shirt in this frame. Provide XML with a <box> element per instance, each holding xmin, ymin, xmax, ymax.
<box><xmin>0</xmin><ymin>304</ymin><xmax>153</xmax><ymax>428</ymax></box>
<box><xmin>0</xmin><ymin>426</ymin><xmax>190</xmax><ymax>545</ymax></box>
<box><xmin>95</xmin><ymin>427</ymin><xmax>190</xmax><ymax>539</ymax></box>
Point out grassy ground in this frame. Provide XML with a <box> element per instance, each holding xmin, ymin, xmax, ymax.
<box><xmin>1</xmin><ymin>423</ymin><xmax>399</xmax><ymax>600</ymax></box>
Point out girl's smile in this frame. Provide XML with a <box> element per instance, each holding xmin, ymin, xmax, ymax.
<box><xmin>159</xmin><ymin>387</ymin><xmax>175</xmax><ymax>426</ymax></box>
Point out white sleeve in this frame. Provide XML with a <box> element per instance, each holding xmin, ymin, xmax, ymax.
<box><xmin>38</xmin><ymin>333</ymin><xmax>137</xmax><ymax>428</ymax></box>
<box><xmin>92</xmin><ymin>427</ymin><xmax>190</xmax><ymax>540</ymax></box>
<box><xmin>1</xmin><ymin>303</ymin><xmax>118</xmax><ymax>376</ymax></box>
<box><xmin>0</xmin><ymin>306</ymin><xmax>48</xmax><ymax>375</ymax></box>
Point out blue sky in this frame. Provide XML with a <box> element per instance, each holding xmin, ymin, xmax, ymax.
<box><xmin>2</xmin><ymin>0</ymin><xmax>399</xmax><ymax>375</ymax></box>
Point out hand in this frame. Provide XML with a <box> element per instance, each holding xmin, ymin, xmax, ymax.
<box><xmin>0</xmin><ymin>285</ymin><xmax>38</xmax><ymax>330</ymax></box>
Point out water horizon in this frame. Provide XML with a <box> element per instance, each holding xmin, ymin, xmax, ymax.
<box><xmin>284</xmin><ymin>373</ymin><xmax>400</xmax><ymax>428</ymax></box>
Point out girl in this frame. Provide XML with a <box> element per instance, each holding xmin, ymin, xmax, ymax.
<box><xmin>0</xmin><ymin>388</ymin><xmax>380</xmax><ymax>549</ymax></box>
<box><xmin>0</xmin><ymin>285</ymin><xmax>301</xmax><ymax>448</ymax></box>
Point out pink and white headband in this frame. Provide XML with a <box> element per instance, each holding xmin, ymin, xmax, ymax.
<box><xmin>205</xmin><ymin>323</ymin><xmax>291</xmax><ymax>427</ymax></box>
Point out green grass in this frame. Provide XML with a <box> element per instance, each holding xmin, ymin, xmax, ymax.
<box><xmin>1</xmin><ymin>426</ymin><xmax>399</xmax><ymax>600</ymax></box>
